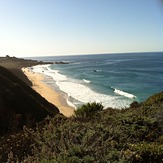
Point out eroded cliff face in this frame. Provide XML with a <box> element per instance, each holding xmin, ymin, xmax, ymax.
<box><xmin>0</xmin><ymin>66</ymin><xmax>59</xmax><ymax>135</ymax></box>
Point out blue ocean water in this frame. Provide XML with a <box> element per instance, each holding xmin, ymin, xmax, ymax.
<box><xmin>29</xmin><ymin>52</ymin><xmax>163</xmax><ymax>109</ymax></box>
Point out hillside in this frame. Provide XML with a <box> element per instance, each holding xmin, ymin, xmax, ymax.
<box><xmin>0</xmin><ymin>92</ymin><xmax>162</xmax><ymax>162</ymax></box>
<box><xmin>0</xmin><ymin>66</ymin><xmax>59</xmax><ymax>136</ymax></box>
<box><xmin>0</xmin><ymin>56</ymin><xmax>52</xmax><ymax>86</ymax></box>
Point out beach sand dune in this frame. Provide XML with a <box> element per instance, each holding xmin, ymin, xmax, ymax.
<box><xmin>23</xmin><ymin>68</ymin><xmax>75</xmax><ymax>117</ymax></box>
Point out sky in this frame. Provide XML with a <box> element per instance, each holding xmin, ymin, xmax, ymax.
<box><xmin>0</xmin><ymin>0</ymin><xmax>163</xmax><ymax>57</ymax></box>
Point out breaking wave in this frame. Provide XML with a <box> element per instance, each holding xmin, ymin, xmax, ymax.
<box><xmin>31</xmin><ymin>65</ymin><xmax>133</xmax><ymax>109</ymax></box>
<box><xmin>113</xmin><ymin>88</ymin><xmax>136</xmax><ymax>99</ymax></box>
<box><xmin>83</xmin><ymin>79</ymin><xmax>91</xmax><ymax>83</ymax></box>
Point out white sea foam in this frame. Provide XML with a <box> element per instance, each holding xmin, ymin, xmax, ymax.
<box><xmin>57</xmin><ymin>81</ymin><xmax>132</xmax><ymax>109</ymax></box>
<box><xmin>114</xmin><ymin>88</ymin><xmax>136</xmax><ymax>99</ymax></box>
<box><xmin>31</xmin><ymin>64</ymin><xmax>50</xmax><ymax>73</ymax></box>
<box><xmin>32</xmin><ymin>65</ymin><xmax>133</xmax><ymax>109</ymax></box>
<box><xmin>93</xmin><ymin>69</ymin><xmax>102</xmax><ymax>72</ymax></box>
<box><xmin>83</xmin><ymin>79</ymin><xmax>91</xmax><ymax>83</ymax></box>
<box><xmin>32</xmin><ymin>65</ymin><xmax>67</xmax><ymax>81</ymax></box>
<box><xmin>66</xmin><ymin>99</ymin><xmax>76</xmax><ymax>108</ymax></box>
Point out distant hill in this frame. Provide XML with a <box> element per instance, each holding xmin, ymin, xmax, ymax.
<box><xmin>0</xmin><ymin>56</ymin><xmax>53</xmax><ymax>86</ymax></box>
<box><xmin>0</xmin><ymin>66</ymin><xmax>59</xmax><ymax>135</ymax></box>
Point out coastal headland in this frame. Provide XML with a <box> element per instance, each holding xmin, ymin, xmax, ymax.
<box><xmin>0</xmin><ymin>56</ymin><xmax>74</xmax><ymax>117</ymax></box>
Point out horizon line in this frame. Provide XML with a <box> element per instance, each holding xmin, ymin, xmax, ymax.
<box><xmin>22</xmin><ymin>50</ymin><xmax>163</xmax><ymax>58</ymax></box>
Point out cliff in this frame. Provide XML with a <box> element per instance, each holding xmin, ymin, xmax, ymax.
<box><xmin>0</xmin><ymin>66</ymin><xmax>59</xmax><ymax>135</ymax></box>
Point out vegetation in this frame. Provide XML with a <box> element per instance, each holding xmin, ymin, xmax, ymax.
<box><xmin>74</xmin><ymin>102</ymin><xmax>103</xmax><ymax>119</ymax></box>
<box><xmin>0</xmin><ymin>57</ymin><xmax>162</xmax><ymax>162</ymax></box>
<box><xmin>0</xmin><ymin>66</ymin><xmax>59</xmax><ymax>135</ymax></box>
<box><xmin>0</xmin><ymin>55</ymin><xmax>53</xmax><ymax>86</ymax></box>
<box><xmin>0</xmin><ymin>92</ymin><xmax>163</xmax><ymax>162</ymax></box>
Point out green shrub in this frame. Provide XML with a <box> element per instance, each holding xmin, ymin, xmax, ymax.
<box><xmin>1</xmin><ymin>92</ymin><xmax>163</xmax><ymax>162</ymax></box>
<box><xmin>74</xmin><ymin>102</ymin><xmax>103</xmax><ymax>118</ymax></box>
<box><xmin>130</xmin><ymin>101</ymin><xmax>140</xmax><ymax>108</ymax></box>
<box><xmin>128</xmin><ymin>142</ymin><xmax>163</xmax><ymax>162</ymax></box>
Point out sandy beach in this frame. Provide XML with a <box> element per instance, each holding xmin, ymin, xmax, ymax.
<box><xmin>22</xmin><ymin>68</ymin><xmax>75</xmax><ymax>117</ymax></box>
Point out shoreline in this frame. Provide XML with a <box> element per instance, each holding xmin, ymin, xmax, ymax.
<box><xmin>22</xmin><ymin>67</ymin><xmax>75</xmax><ymax>117</ymax></box>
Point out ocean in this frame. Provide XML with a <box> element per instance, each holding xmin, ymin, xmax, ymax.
<box><xmin>28</xmin><ymin>52</ymin><xmax>163</xmax><ymax>109</ymax></box>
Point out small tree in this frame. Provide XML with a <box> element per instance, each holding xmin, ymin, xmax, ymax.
<box><xmin>74</xmin><ymin>102</ymin><xmax>103</xmax><ymax>119</ymax></box>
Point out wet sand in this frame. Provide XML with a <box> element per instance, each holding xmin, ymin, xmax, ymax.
<box><xmin>22</xmin><ymin>68</ymin><xmax>75</xmax><ymax>117</ymax></box>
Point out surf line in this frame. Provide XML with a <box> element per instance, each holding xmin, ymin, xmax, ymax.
<box><xmin>112</xmin><ymin>87</ymin><xmax>136</xmax><ymax>99</ymax></box>
<box><xmin>83</xmin><ymin>79</ymin><xmax>91</xmax><ymax>83</ymax></box>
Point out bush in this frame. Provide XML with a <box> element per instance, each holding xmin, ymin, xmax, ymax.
<box><xmin>74</xmin><ymin>102</ymin><xmax>103</xmax><ymax>118</ymax></box>
<box><xmin>130</xmin><ymin>101</ymin><xmax>140</xmax><ymax>108</ymax></box>
<box><xmin>1</xmin><ymin>92</ymin><xmax>163</xmax><ymax>162</ymax></box>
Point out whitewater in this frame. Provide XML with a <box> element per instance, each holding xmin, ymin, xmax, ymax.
<box><xmin>31</xmin><ymin>65</ymin><xmax>133</xmax><ymax>109</ymax></box>
<box><xmin>29</xmin><ymin>52</ymin><xmax>163</xmax><ymax>109</ymax></box>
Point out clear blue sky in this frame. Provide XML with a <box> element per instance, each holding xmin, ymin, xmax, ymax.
<box><xmin>0</xmin><ymin>0</ymin><xmax>163</xmax><ymax>57</ymax></box>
